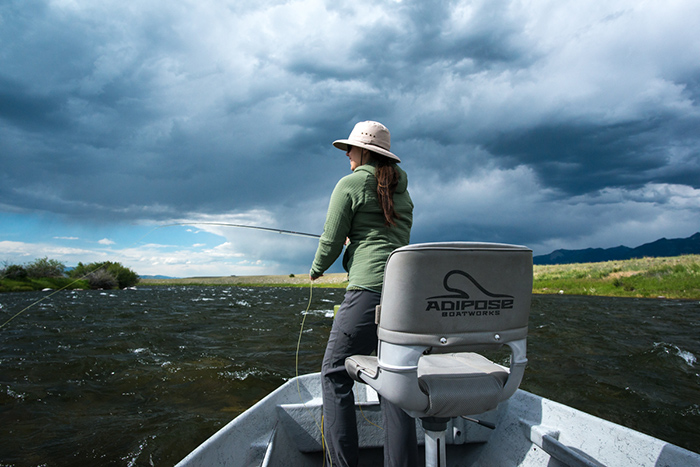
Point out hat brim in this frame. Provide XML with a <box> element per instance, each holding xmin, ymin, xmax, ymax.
<box><xmin>332</xmin><ymin>139</ymin><xmax>401</xmax><ymax>163</ymax></box>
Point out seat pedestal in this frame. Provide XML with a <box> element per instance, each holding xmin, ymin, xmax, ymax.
<box><xmin>422</xmin><ymin>417</ymin><xmax>450</xmax><ymax>467</ymax></box>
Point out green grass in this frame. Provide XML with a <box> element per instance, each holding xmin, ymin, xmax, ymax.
<box><xmin>7</xmin><ymin>256</ymin><xmax>699</xmax><ymax>299</ymax></box>
<box><xmin>142</xmin><ymin>256</ymin><xmax>700</xmax><ymax>299</ymax></box>
<box><xmin>0</xmin><ymin>277</ymin><xmax>90</xmax><ymax>293</ymax></box>
<box><xmin>139</xmin><ymin>272</ymin><xmax>349</xmax><ymax>289</ymax></box>
<box><xmin>533</xmin><ymin>255</ymin><xmax>700</xmax><ymax>299</ymax></box>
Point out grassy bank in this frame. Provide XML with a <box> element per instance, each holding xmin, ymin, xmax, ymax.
<box><xmin>139</xmin><ymin>255</ymin><xmax>700</xmax><ymax>299</ymax></box>
<box><xmin>139</xmin><ymin>273</ymin><xmax>349</xmax><ymax>288</ymax></box>
<box><xmin>533</xmin><ymin>255</ymin><xmax>700</xmax><ymax>299</ymax></box>
<box><xmin>0</xmin><ymin>277</ymin><xmax>90</xmax><ymax>293</ymax></box>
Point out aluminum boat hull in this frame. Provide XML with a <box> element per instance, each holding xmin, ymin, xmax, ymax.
<box><xmin>176</xmin><ymin>372</ymin><xmax>700</xmax><ymax>467</ymax></box>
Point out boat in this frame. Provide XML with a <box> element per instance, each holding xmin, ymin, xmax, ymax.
<box><xmin>175</xmin><ymin>372</ymin><xmax>700</xmax><ymax>466</ymax></box>
<box><xmin>177</xmin><ymin>243</ymin><xmax>699</xmax><ymax>466</ymax></box>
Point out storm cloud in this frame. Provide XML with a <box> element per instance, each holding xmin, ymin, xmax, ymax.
<box><xmin>1</xmin><ymin>0</ymin><xmax>699</xmax><ymax>276</ymax></box>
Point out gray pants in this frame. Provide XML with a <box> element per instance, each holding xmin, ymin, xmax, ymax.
<box><xmin>321</xmin><ymin>290</ymin><xmax>418</xmax><ymax>467</ymax></box>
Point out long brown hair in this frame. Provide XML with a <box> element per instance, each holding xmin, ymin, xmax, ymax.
<box><xmin>368</xmin><ymin>150</ymin><xmax>401</xmax><ymax>226</ymax></box>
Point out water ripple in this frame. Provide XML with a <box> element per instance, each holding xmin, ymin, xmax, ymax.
<box><xmin>0</xmin><ymin>288</ymin><xmax>697</xmax><ymax>465</ymax></box>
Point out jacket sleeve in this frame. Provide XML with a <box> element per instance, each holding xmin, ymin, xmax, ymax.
<box><xmin>310</xmin><ymin>177</ymin><xmax>355</xmax><ymax>278</ymax></box>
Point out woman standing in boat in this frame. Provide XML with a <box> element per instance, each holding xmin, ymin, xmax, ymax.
<box><xmin>310</xmin><ymin>121</ymin><xmax>416</xmax><ymax>467</ymax></box>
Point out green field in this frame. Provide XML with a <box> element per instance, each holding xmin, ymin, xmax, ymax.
<box><xmin>138</xmin><ymin>272</ymin><xmax>349</xmax><ymax>288</ymax></box>
<box><xmin>139</xmin><ymin>255</ymin><xmax>700</xmax><ymax>300</ymax></box>
<box><xmin>3</xmin><ymin>255</ymin><xmax>698</xmax><ymax>298</ymax></box>
<box><xmin>532</xmin><ymin>255</ymin><xmax>700</xmax><ymax>299</ymax></box>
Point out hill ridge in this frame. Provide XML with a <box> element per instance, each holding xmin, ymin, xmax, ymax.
<box><xmin>533</xmin><ymin>232</ymin><xmax>700</xmax><ymax>265</ymax></box>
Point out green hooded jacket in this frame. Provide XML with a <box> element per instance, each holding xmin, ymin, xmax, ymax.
<box><xmin>310</xmin><ymin>163</ymin><xmax>413</xmax><ymax>292</ymax></box>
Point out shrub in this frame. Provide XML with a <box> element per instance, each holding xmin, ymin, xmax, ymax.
<box><xmin>86</xmin><ymin>269</ymin><xmax>119</xmax><ymax>290</ymax></box>
<box><xmin>26</xmin><ymin>257</ymin><xmax>65</xmax><ymax>278</ymax></box>
<box><xmin>70</xmin><ymin>261</ymin><xmax>139</xmax><ymax>288</ymax></box>
<box><xmin>2</xmin><ymin>264</ymin><xmax>28</xmax><ymax>280</ymax></box>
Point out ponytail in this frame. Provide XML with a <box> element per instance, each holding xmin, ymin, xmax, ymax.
<box><xmin>373</xmin><ymin>155</ymin><xmax>401</xmax><ymax>226</ymax></box>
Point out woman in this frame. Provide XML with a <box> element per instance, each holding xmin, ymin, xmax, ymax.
<box><xmin>310</xmin><ymin>121</ymin><xmax>416</xmax><ymax>467</ymax></box>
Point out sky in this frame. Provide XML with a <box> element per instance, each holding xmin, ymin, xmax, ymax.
<box><xmin>1</xmin><ymin>0</ymin><xmax>699</xmax><ymax>278</ymax></box>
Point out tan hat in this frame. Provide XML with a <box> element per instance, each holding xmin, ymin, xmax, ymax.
<box><xmin>333</xmin><ymin>121</ymin><xmax>401</xmax><ymax>163</ymax></box>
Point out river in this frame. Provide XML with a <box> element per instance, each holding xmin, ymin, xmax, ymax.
<box><xmin>1</xmin><ymin>287</ymin><xmax>698</xmax><ymax>466</ymax></box>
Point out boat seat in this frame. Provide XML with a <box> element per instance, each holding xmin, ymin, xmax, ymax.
<box><xmin>345</xmin><ymin>242</ymin><xmax>532</xmax><ymax>466</ymax></box>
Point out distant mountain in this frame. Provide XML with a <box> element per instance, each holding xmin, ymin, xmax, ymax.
<box><xmin>533</xmin><ymin>232</ymin><xmax>700</xmax><ymax>265</ymax></box>
<box><xmin>139</xmin><ymin>274</ymin><xmax>177</xmax><ymax>279</ymax></box>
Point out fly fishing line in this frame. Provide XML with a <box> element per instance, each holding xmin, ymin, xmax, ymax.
<box><xmin>0</xmin><ymin>262</ymin><xmax>115</xmax><ymax>330</ymax></box>
<box><xmin>295</xmin><ymin>280</ymin><xmax>333</xmax><ymax>466</ymax></box>
<box><xmin>294</xmin><ymin>279</ymin><xmax>385</xmax><ymax>467</ymax></box>
<box><xmin>0</xmin><ymin>221</ymin><xmax>320</xmax><ymax>331</ymax></box>
<box><xmin>0</xmin><ymin>223</ymin><xmax>170</xmax><ymax>330</ymax></box>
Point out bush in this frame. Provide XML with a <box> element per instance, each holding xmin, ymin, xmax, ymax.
<box><xmin>26</xmin><ymin>257</ymin><xmax>65</xmax><ymax>278</ymax></box>
<box><xmin>2</xmin><ymin>264</ymin><xmax>28</xmax><ymax>280</ymax></box>
<box><xmin>86</xmin><ymin>269</ymin><xmax>119</xmax><ymax>290</ymax></box>
<box><xmin>70</xmin><ymin>261</ymin><xmax>139</xmax><ymax>289</ymax></box>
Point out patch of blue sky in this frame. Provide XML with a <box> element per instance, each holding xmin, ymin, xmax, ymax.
<box><xmin>139</xmin><ymin>225</ymin><xmax>224</xmax><ymax>252</ymax></box>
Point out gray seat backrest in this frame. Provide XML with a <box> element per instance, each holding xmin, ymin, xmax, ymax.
<box><xmin>378</xmin><ymin>242</ymin><xmax>533</xmax><ymax>352</ymax></box>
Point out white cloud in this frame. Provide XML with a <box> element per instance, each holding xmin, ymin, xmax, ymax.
<box><xmin>0</xmin><ymin>240</ymin><xmax>109</xmax><ymax>265</ymax></box>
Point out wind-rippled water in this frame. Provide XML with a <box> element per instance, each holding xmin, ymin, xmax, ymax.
<box><xmin>1</xmin><ymin>287</ymin><xmax>698</xmax><ymax>466</ymax></box>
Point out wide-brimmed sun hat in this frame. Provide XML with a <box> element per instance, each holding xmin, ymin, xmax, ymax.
<box><xmin>332</xmin><ymin>121</ymin><xmax>400</xmax><ymax>163</ymax></box>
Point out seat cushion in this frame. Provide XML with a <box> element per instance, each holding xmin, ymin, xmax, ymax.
<box><xmin>417</xmin><ymin>353</ymin><xmax>509</xmax><ymax>417</ymax></box>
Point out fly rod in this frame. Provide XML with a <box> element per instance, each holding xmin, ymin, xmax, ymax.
<box><xmin>158</xmin><ymin>222</ymin><xmax>321</xmax><ymax>238</ymax></box>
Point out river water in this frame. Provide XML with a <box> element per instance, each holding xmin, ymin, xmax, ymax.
<box><xmin>1</xmin><ymin>286</ymin><xmax>698</xmax><ymax>466</ymax></box>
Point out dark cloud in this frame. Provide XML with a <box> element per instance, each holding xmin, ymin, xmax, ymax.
<box><xmin>1</xmin><ymin>0</ymin><xmax>699</xmax><ymax>272</ymax></box>
<box><xmin>484</xmin><ymin>115</ymin><xmax>700</xmax><ymax>195</ymax></box>
<box><xmin>0</xmin><ymin>77</ymin><xmax>69</xmax><ymax>132</ymax></box>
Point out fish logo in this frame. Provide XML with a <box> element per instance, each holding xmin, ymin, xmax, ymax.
<box><xmin>425</xmin><ymin>270</ymin><xmax>514</xmax><ymax>317</ymax></box>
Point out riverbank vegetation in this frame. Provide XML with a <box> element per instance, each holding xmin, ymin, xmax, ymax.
<box><xmin>141</xmin><ymin>255</ymin><xmax>700</xmax><ymax>299</ymax></box>
<box><xmin>4</xmin><ymin>255</ymin><xmax>698</xmax><ymax>298</ymax></box>
<box><xmin>532</xmin><ymin>255</ymin><xmax>699</xmax><ymax>299</ymax></box>
<box><xmin>0</xmin><ymin>258</ymin><xmax>139</xmax><ymax>293</ymax></box>
<box><xmin>140</xmin><ymin>272</ymin><xmax>349</xmax><ymax>288</ymax></box>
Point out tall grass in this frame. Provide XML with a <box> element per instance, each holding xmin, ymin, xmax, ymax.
<box><xmin>104</xmin><ymin>256</ymin><xmax>700</xmax><ymax>300</ymax></box>
<box><xmin>0</xmin><ymin>277</ymin><xmax>90</xmax><ymax>293</ymax></box>
<box><xmin>533</xmin><ymin>255</ymin><xmax>700</xmax><ymax>299</ymax></box>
